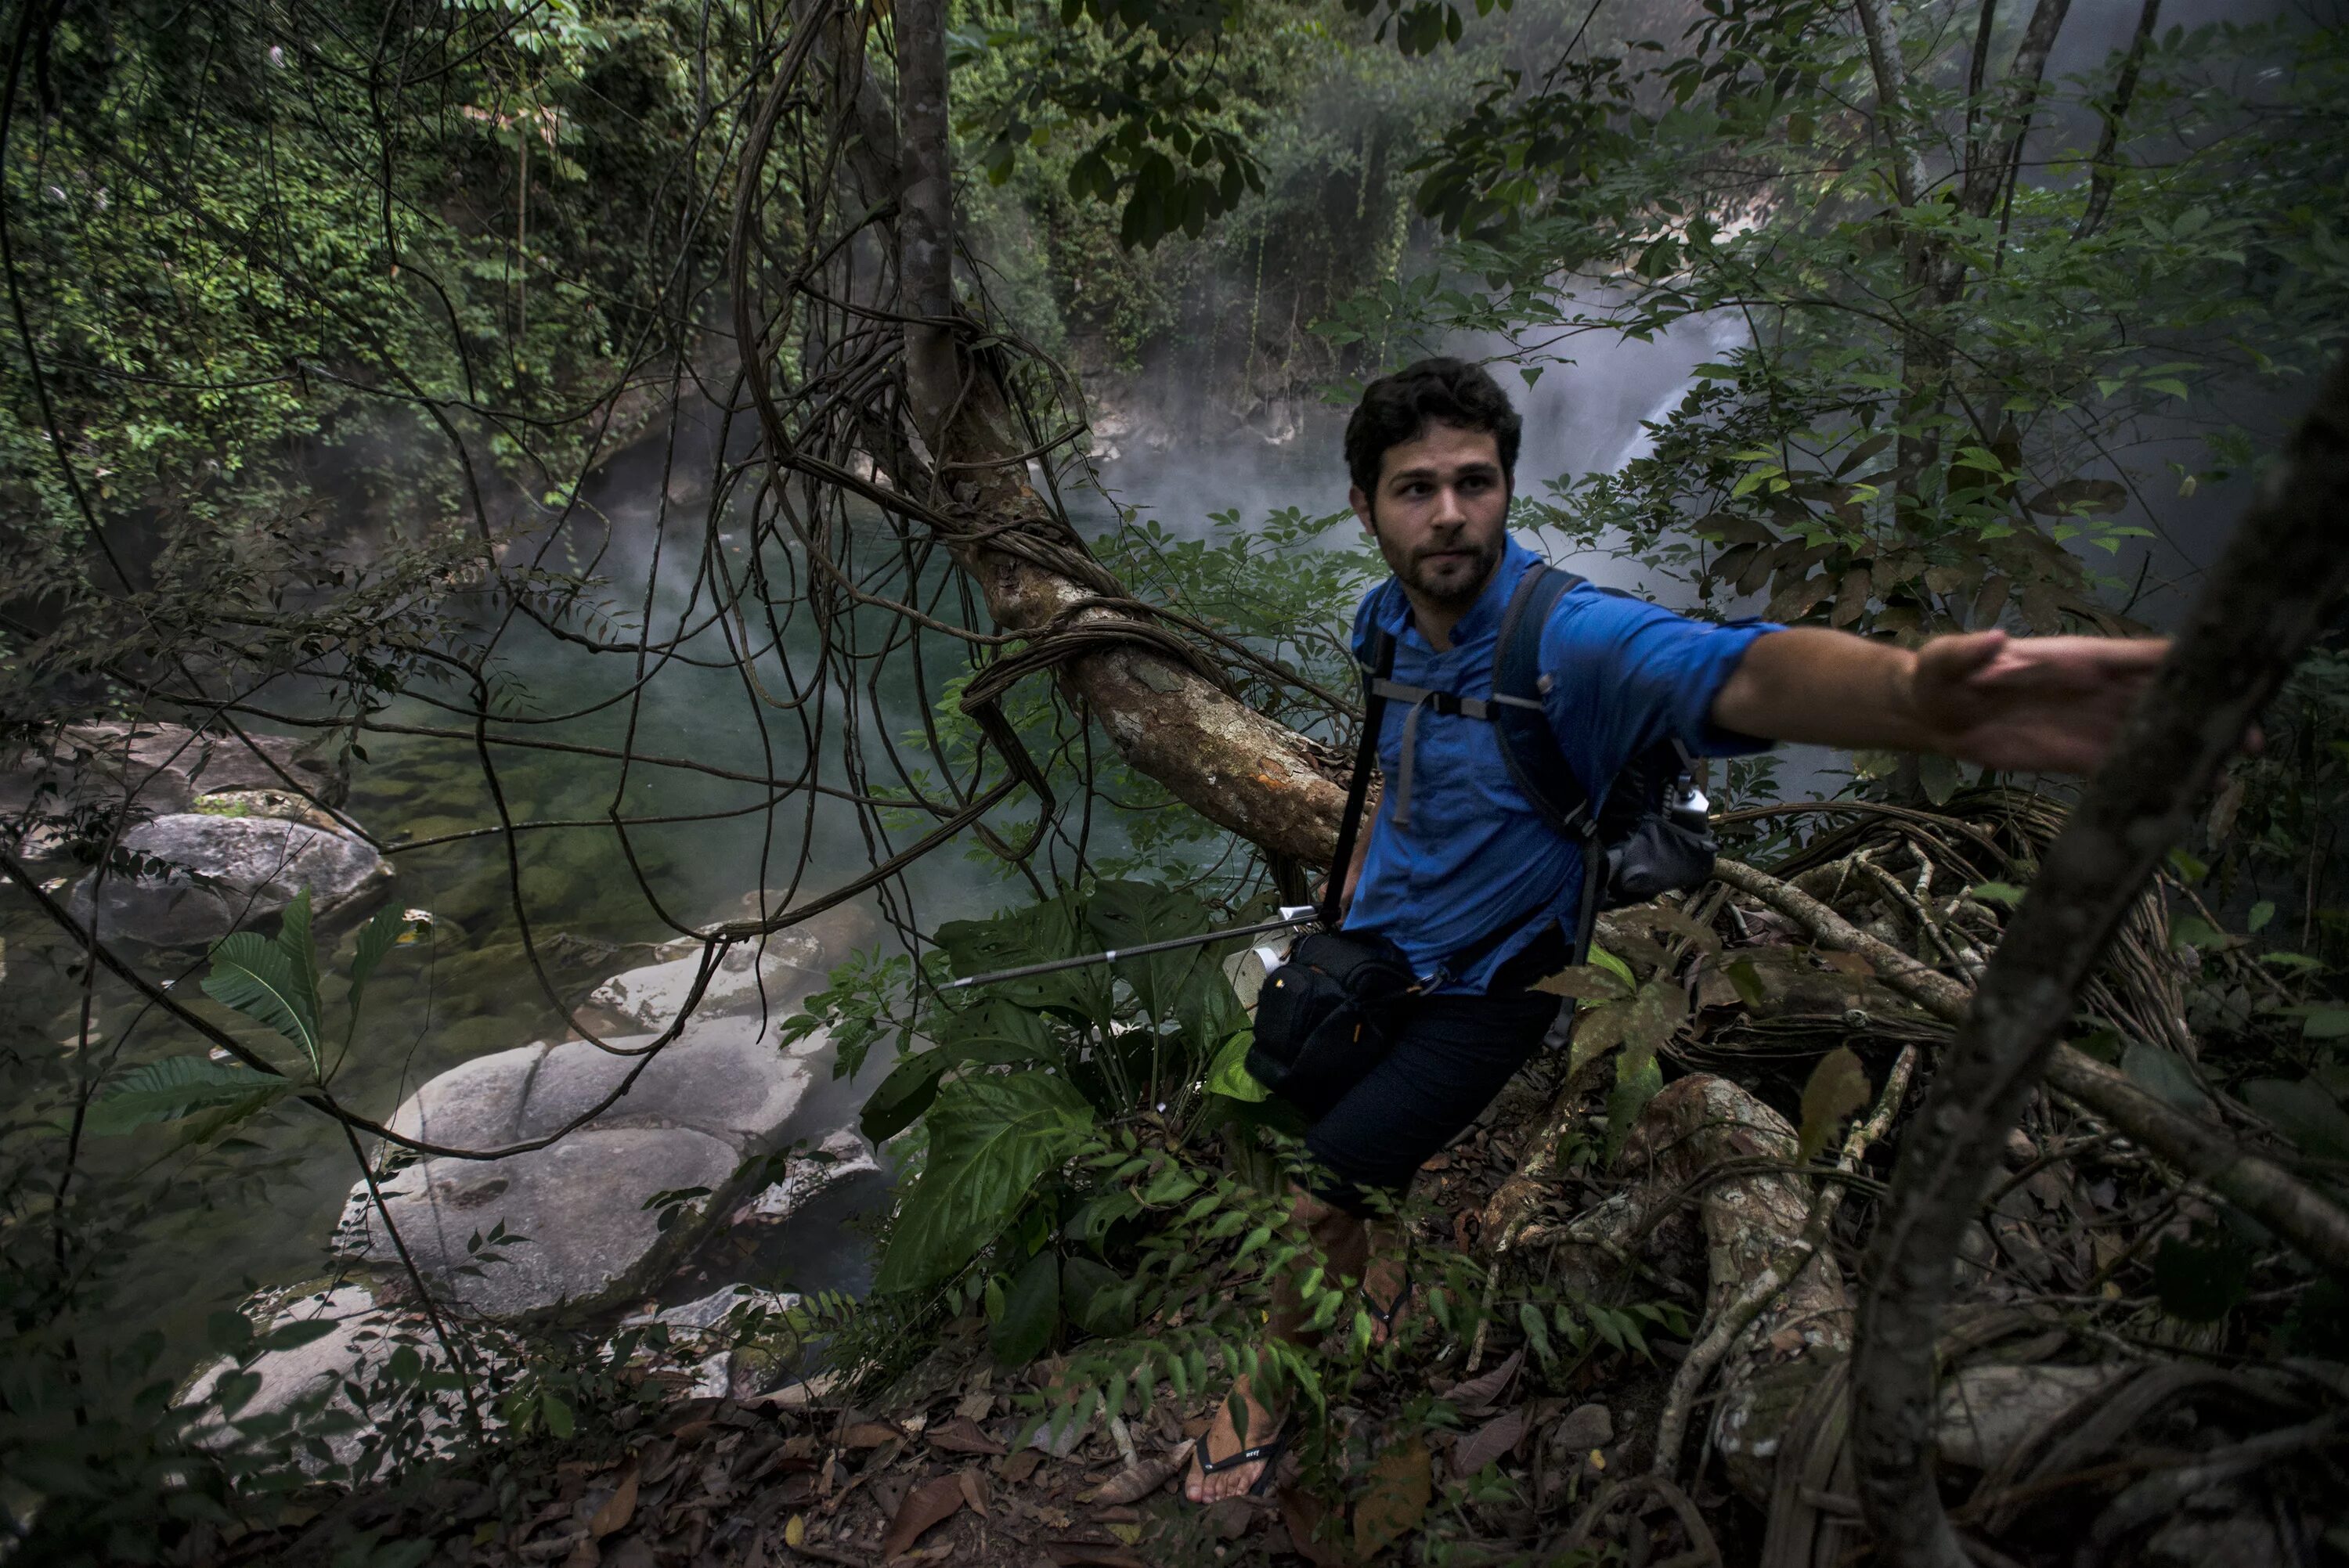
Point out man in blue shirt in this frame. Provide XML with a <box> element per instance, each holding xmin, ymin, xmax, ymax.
<box><xmin>1186</xmin><ymin>358</ymin><xmax>2167</xmax><ymax>1502</ymax></box>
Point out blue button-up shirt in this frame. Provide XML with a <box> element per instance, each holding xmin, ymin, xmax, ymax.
<box><xmin>1343</xmin><ymin>535</ymin><xmax>1777</xmax><ymax>993</ymax></box>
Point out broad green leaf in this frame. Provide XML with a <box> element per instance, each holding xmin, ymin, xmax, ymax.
<box><xmin>875</xmin><ymin>1072</ymin><xmax>1094</xmax><ymax>1292</ymax></box>
<box><xmin>345</xmin><ymin>903</ymin><xmax>411</xmax><ymax>1037</ymax></box>
<box><xmin>1061</xmin><ymin>1255</ymin><xmax>1136</xmax><ymax>1336</ymax></box>
<box><xmin>1796</xmin><ymin>1047</ymin><xmax>1870</xmax><ymax>1162</ymax></box>
<box><xmin>858</xmin><ymin>1001</ymin><xmax>1063</xmax><ymax>1141</ymax></box>
<box><xmin>933</xmin><ymin>897</ymin><xmax>1106</xmax><ymax>1022</ymax></box>
<box><xmin>204</xmin><ymin>932</ymin><xmax>324</xmax><ymax>1076</ymax></box>
<box><xmin>1587</xmin><ymin>944</ymin><xmax>1636</xmax><ymax>989</ymax></box>
<box><xmin>990</xmin><ymin>1248</ymin><xmax>1060</xmax><ymax>1367</ymax></box>
<box><xmin>1532</xmin><ymin>964</ymin><xmax>1632</xmax><ymax>1002</ymax></box>
<box><xmin>1203</xmin><ymin>1031</ymin><xmax>1268</xmax><ymax>1102</ymax></box>
<box><xmin>1604</xmin><ymin>1047</ymin><xmax>1666</xmax><ymax>1164</ymax></box>
<box><xmin>2121</xmin><ymin>1043</ymin><xmax>2210</xmax><ymax>1114</ymax></box>
<box><xmin>1968</xmin><ymin>881</ymin><xmax>2026</xmax><ymax>907</ymax></box>
<box><xmin>85</xmin><ymin>1056</ymin><xmax>287</xmax><ymax>1137</ymax></box>
<box><xmin>274</xmin><ymin>889</ymin><xmax>325</xmax><ymax>1050</ymax></box>
<box><xmin>2239</xmin><ymin>1078</ymin><xmax>2349</xmax><ymax>1163</ymax></box>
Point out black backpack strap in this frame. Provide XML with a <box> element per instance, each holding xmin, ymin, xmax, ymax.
<box><xmin>1492</xmin><ymin>565</ymin><xmax>1610</xmax><ymax>968</ymax></box>
<box><xmin>1492</xmin><ymin>565</ymin><xmax>1593</xmax><ymax>841</ymax></box>
<box><xmin>1319</xmin><ymin>617</ymin><xmax>1396</xmax><ymax>928</ymax></box>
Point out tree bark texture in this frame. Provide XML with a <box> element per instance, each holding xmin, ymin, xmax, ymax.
<box><xmin>869</xmin><ymin>0</ymin><xmax>1352</xmax><ymax>867</ymax></box>
<box><xmin>1849</xmin><ymin>355</ymin><xmax>2349</xmax><ymax>1568</ymax></box>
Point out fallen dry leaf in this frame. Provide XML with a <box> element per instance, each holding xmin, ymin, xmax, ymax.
<box><xmin>927</xmin><ymin>1416</ymin><xmax>1006</xmax><ymax>1456</ymax></box>
<box><xmin>1085</xmin><ymin>1442</ymin><xmax>1190</xmax><ymax>1505</ymax></box>
<box><xmin>878</xmin><ymin>1473</ymin><xmax>965</xmax><ymax>1559</ymax></box>
<box><xmin>957</xmin><ymin>1467</ymin><xmax>990</xmax><ymax>1518</ymax></box>
<box><xmin>1353</xmin><ymin>1436</ymin><xmax>1431</xmax><ymax>1559</ymax></box>
<box><xmin>1450</xmin><ymin>1409</ymin><xmax>1526</xmax><ymax>1479</ymax></box>
<box><xmin>843</xmin><ymin>1421</ymin><xmax>902</xmax><ymax>1449</ymax></box>
<box><xmin>587</xmin><ymin>1463</ymin><xmax>638</xmax><ymax>1538</ymax></box>
<box><xmin>1278</xmin><ymin>1486</ymin><xmax>1347</xmax><ymax>1568</ymax></box>
<box><xmin>1437</xmin><ymin>1347</ymin><xmax>1524</xmax><ymax>1415</ymax></box>
<box><xmin>998</xmin><ymin>1449</ymin><xmax>1043</xmax><ymax>1483</ymax></box>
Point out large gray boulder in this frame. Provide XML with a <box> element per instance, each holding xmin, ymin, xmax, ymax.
<box><xmin>337</xmin><ymin>1014</ymin><xmax>828</xmax><ymax>1320</ymax></box>
<box><xmin>587</xmin><ymin>931</ymin><xmax>827</xmax><ymax>1031</ymax></box>
<box><xmin>179</xmin><ymin>1281</ymin><xmax>473</xmax><ymax>1475</ymax></box>
<box><xmin>67</xmin><ymin>812</ymin><xmax>388</xmax><ymax>947</ymax></box>
<box><xmin>3</xmin><ymin>721</ymin><xmax>348</xmax><ymax>863</ymax></box>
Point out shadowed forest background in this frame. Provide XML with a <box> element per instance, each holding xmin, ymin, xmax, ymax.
<box><xmin>5</xmin><ymin>0</ymin><xmax>2349</xmax><ymax>1564</ymax></box>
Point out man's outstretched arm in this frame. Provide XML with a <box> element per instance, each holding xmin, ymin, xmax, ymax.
<box><xmin>1709</xmin><ymin>627</ymin><xmax>2171</xmax><ymax>777</ymax></box>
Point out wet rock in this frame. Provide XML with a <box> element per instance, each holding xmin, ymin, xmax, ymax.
<box><xmin>2</xmin><ymin>723</ymin><xmax>346</xmax><ymax>861</ymax></box>
<box><xmin>337</xmin><ymin>1014</ymin><xmax>826</xmax><ymax>1320</ymax></box>
<box><xmin>613</xmin><ymin>1282</ymin><xmax>801</xmax><ymax>1400</ymax></box>
<box><xmin>733</xmin><ymin>1128</ymin><xmax>882</xmax><ymax>1224</ymax></box>
<box><xmin>180</xmin><ymin>1280</ymin><xmax>474</xmax><ymax>1473</ymax></box>
<box><xmin>351</xmin><ymin>1127</ymin><xmax>745</xmax><ymax>1320</ymax></box>
<box><xmin>588</xmin><ymin>932</ymin><xmax>827</xmax><ymax>1031</ymax></box>
<box><xmin>67</xmin><ymin>813</ymin><xmax>388</xmax><ymax>947</ymax></box>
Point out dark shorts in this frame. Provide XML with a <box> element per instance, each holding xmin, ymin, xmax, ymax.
<box><xmin>1300</xmin><ymin>944</ymin><xmax>1565</xmax><ymax>1213</ymax></box>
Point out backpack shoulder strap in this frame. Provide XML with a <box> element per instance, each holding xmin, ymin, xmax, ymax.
<box><xmin>1492</xmin><ymin>564</ymin><xmax>1593</xmax><ymax>842</ymax></box>
<box><xmin>1319</xmin><ymin>600</ymin><xmax>1398</xmax><ymax>928</ymax></box>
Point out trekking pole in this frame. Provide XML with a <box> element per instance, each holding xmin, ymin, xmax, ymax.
<box><xmin>938</xmin><ymin>907</ymin><xmax>1322</xmax><ymax>992</ymax></box>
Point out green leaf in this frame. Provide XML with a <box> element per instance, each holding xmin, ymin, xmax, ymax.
<box><xmin>540</xmin><ymin>1391</ymin><xmax>574</xmax><ymax>1439</ymax></box>
<box><xmin>345</xmin><ymin>903</ymin><xmax>410</xmax><ymax>1038</ymax></box>
<box><xmin>203</xmin><ymin>931</ymin><xmax>325</xmax><ymax>1076</ymax></box>
<box><xmin>1968</xmin><ymin>881</ymin><xmax>2026</xmax><ymax>907</ymax></box>
<box><xmin>875</xmin><ymin>1072</ymin><xmax>1095</xmax><ymax>1292</ymax></box>
<box><xmin>990</xmin><ymin>1248</ymin><xmax>1060</xmax><ymax>1366</ymax></box>
<box><xmin>2239</xmin><ymin>1079</ymin><xmax>2349</xmax><ymax>1163</ymax></box>
<box><xmin>1532</xmin><ymin>964</ymin><xmax>1632</xmax><ymax>1002</ymax></box>
<box><xmin>858</xmin><ymin>1001</ymin><xmax>1062</xmax><ymax>1141</ymax></box>
<box><xmin>1796</xmin><ymin>1047</ymin><xmax>1871</xmax><ymax>1163</ymax></box>
<box><xmin>1060</xmin><ymin>1255</ymin><xmax>1136</xmax><ymax>1336</ymax></box>
<box><xmin>1204</xmin><ymin>1031</ymin><xmax>1268</xmax><ymax>1102</ymax></box>
<box><xmin>1604</xmin><ymin>1047</ymin><xmax>1665</xmax><ymax>1164</ymax></box>
<box><xmin>2247</xmin><ymin>900</ymin><xmax>2277</xmax><ymax>934</ymax></box>
<box><xmin>85</xmin><ymin>1056</ymin><xmax>287</xmax><ymax>1137</ymax></box>
<box><xmin>276</xmin><ymin>886</ymin><xmax>322</xmax><ymax>1021</ymax></box>
<box><xmin>2121</xmin><ymin>1043</ymin><xmax>2210</xmax><ymax>1114</ymax></box>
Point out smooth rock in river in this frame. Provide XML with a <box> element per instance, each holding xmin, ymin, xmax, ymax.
<box><xmin>3</xmin><ymin>722</ymin><xmax>348</xmax><ymax>863</ymax></box>
<box><xmin>350</xmin><ymin>1127</ymin><xmax>745</xmax><ymax>1321</ymax></box>
<box><xmin>67</xmin><ymin>812</ymin><xmax>388</xmax><ymax>947</ymax></box>
<box><xmin>588</xmin><ymin>931</ymin><xmax>826</xmax><ymax>1030</ymax></box>
<box><xmin>734</xmin><ymin>1127</ymin><xmax>882</xmax><ymax>1225</ymax></box>
<box><xmin>181</xmin><ymin>1281</ymin><xmax>471</xmax><ymax>1472</ymax></box>
<box><xmin>613</xmin><ymin>1282</ymin><xmax>800</xmax><ymax>1401</ymax></box>
<box><xmin>338</xmin><ymin>1015</ymin><xmax>824</xmax><ymax>1320</ymax></box>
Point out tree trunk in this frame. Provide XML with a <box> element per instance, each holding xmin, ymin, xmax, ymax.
<box><xmin>876</xmin><ymin>0</ymin><xmax>1351</xmax><ymax>865</ymax></box>
<box><xmin>1851</xmin><ymin>354</ymin><xmax>2349</xmax><ymax>1568</ymax></box>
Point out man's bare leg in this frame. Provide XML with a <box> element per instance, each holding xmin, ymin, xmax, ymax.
<box><xmin>1185</xmin><ymin>1184</ymin><xmax>1369</xmax><ymax>1502</ymax></box>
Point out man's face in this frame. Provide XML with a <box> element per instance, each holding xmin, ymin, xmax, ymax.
<box><xmin>1350</xmin><ymin>421</ymin><xmax>1510</xmax><ymax>609</ymax></box>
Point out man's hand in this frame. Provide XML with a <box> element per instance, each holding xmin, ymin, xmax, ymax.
<box><xmin>1908</xmin><ymin>630</ymin><xmax>2169</xmax><ymax>774</ymax></box>
<box><xmin>1711</xmin><ymin>625</ymin><xmax>2173</xmax><ymax>777</ymax></box>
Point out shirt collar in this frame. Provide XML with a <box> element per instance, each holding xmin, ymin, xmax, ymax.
<box><xmin>1373</xmin><ymin>533</ymin><xmax>1542</xmax><ymax>650</ymax></box>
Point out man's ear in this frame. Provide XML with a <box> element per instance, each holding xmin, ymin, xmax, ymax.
<box><xmin>1350</xmin><ymin>485</ymin><xmax>1375</xmax><ymax>539</ymax></box>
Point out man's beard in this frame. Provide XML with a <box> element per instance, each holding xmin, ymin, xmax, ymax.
<box><xmin>1401</xmin><ymin>529</ymin><xmax>1503</xmax><ymax>607</ymax></box>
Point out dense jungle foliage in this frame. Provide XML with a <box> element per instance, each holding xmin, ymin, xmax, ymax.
<box><xmin>5</xmin><ymin>0</ymin><xmax>2349</xmax><ymax>1563</ymax></box>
